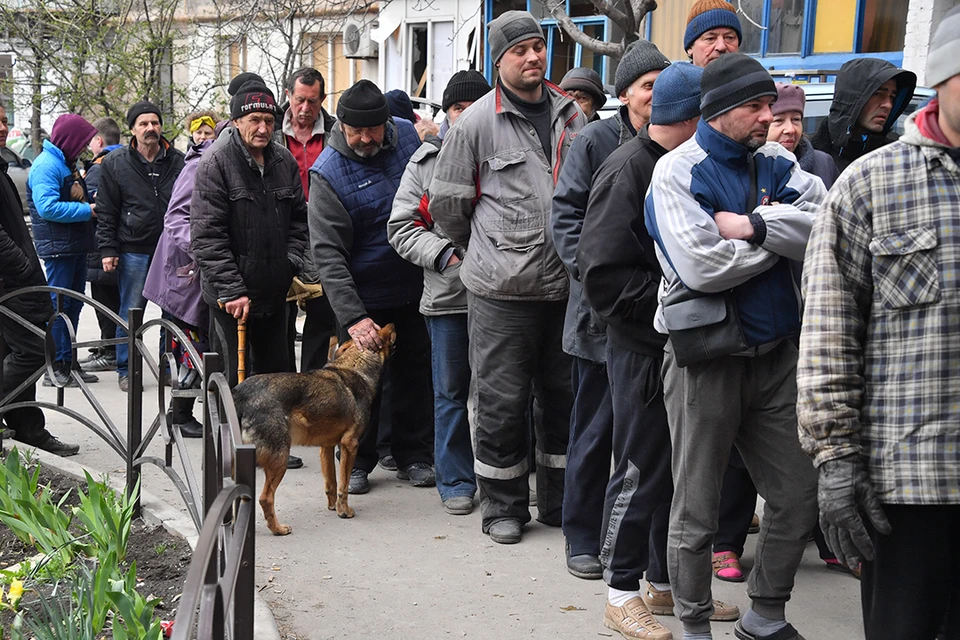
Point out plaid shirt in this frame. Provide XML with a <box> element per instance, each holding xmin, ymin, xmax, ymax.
<box><xmin>797</xmin><ymin>112</ymin><xmax>960</xmax><ymax>505</ymax></box>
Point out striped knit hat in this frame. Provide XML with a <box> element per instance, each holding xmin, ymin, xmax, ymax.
<box><xmin>684</xmin><ymin>0</ymin><xmax>742</xmax><ymax>51</ymax></box>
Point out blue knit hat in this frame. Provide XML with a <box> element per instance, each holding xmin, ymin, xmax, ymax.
<box><xmin>650</xmin><ymin>63</ymin><xmax>704</xmax><ymax>125</ymax></box>
<box><xmin>684</xmin><ymin>0</ymin><xmax>742</xmax><ymax>51</ymax></box>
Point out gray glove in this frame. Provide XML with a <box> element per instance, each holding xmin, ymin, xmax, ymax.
<box><xmin>818</xmin><ymin>456</ymin><xmax>892</xmax><ymax>571</ymax></box>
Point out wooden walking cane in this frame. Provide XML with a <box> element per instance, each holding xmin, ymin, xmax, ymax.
<box><xmin>219</xmin><ymin>302</ymin><xmax>248</xmax><ymax>383</ymax></box>
<box><xmin>236</xmin><ymin>316</ymin><xmax>247</xmax><ymax>383</ymax></box>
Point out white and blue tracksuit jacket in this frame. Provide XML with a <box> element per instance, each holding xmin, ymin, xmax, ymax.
<box><xmin>644</xmin><ymin>120</ymin><xmax>826</xmax><ymax>349</ymax></box>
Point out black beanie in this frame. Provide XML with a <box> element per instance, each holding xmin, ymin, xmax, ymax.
<box><xmin>228</xmin><ymin>72</ymin><xmax>265</xmax><ymax>97</ymax></box>
<box><xmin>442</xmin><ymin>70</ymin><xmax>492</xmax><ymax>112</ymax></box>
<box><xmin>337</xmin><ymin>80</ymin><xmax>390</xmax><ymax>128</ymax></box>
<box><xmin>700</xmin><ymin>53</ymin><xmax>777</xmax><ymax>122</ymax></box>
<box><xmin>231</xmin><ymin>83</ymin><xmax>278</xmax><ymax>121</ymax></box>
<box><xmin>126</xmin><ymin>101</ymin><xmax>162</xmax><ymax>129</ymax></box>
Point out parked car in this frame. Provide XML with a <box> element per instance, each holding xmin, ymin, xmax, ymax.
<box><xmin>0</xmin><ymin>145</ymin><xmax>31</xmax><ymax>214</ymax></box>
<box><xmin>599</xmin><ymin>81</ymin><xmax>936</xmax><ymax>135</ymax></box>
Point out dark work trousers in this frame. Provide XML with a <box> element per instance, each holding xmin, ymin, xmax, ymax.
<box><xmin>209</xmin><ymin>304</ymin><xmax>291</xmax><ymax>388</ymax></box>
<box><xmin>467</xmin><ymin>293</ymin><xmax>572</xmax><ymax>531</ymax></box>
<box><xmin>599</xmin><ymin>344</ymin><xmax>672</xmax><ymax>590</ymax></box>
<box><xmin>0</xmin><ymin>315</ymin><xmax>51</xmax><ymax>443</ymax></box>
<box><xmin>562</xmin><ymin>356</ymin><xmax>613</xmax><ymax>557</ymax></box>
<box><xmin>300</xmin><ymin>296</ymin><xmax>337</xmax><ymax>372</ymax></box>
<box><xmin>337</xmin><ymin>303</ymin><xmax>433</xmax><ymax>473</ymax></box>
<box><xmin>90</xmin><ymin>282</ymin><xmax>121</xmax><ymax>355</ymax></box>
<box><xmin>285</xmin><ymin>296</ymin><xmax>338</xmax><ymax>373</ymax></box>
<box><xmin>713</xmin><ymin>447</ymin><xmax>758</xmax><ymax>557</ymax></box>
<box><xmin>861</xmin><ymin>504</ymin><xmax>960</xmax><ymax>640</ymax></box>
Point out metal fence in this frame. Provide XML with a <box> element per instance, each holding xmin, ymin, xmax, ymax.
<box><xmin>0</xmin><ymin>286</ymin><xmax>255</xmax><ymax>640</ymax></box>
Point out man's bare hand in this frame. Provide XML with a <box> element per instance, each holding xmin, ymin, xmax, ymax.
<box><xmin>446</xmin><ymin>253</ymin><xmax>461</xmax><ymax>268</ymax></box>
<box><xmin>102</xmin><ymin>256</ymin><xmax>119</xmax><ymax>272</ymax></box>
<box><xmin>715</xmin><ymin>211</ymin><xmax>755</xmax><ymax>241</ymax></box>
<box><xmin>348</xmin><ymin>317</ymin><xmax>383</xmax><ymax>352</ymax></box>
<box><xmin>224</xmin><ymin>296</ymin><xmax>251</xmax><ymax>322</ymax></box>
<box><xmin>89</xmin><ymin>203</ymin><xmax>97</xmax><ymax>218</ymax></box>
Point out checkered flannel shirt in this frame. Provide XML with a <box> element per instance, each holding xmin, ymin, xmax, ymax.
<box><xmin>797</xmin><ymin>116</ymin><xmax>960</xmax><ymax>505</ymax></box>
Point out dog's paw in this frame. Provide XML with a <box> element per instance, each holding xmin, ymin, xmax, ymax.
<box><xmin>271</xmin><ymin>524</ymin><xmax>293</xmax><ymax>535</ymax></box>
<box><xmin>337</xmin><ymin>505</ymin><xmax>355</xmax><ymax>519</ymax></box>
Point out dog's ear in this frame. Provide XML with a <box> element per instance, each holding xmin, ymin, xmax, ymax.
<box><xmin>380</xmin><ymin>323</ymin><xmax>397</xmax><ymax>346</ymax></box>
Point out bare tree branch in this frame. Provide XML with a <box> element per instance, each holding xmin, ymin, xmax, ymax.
<box><xmin>548</xmin><ymin>5</ymin><xmax>625</xmax><ymax>58</ymax></box>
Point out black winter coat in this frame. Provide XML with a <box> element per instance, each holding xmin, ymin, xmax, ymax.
<box><xmin>190</xmin><ymin>127</ymin><xmax>308</xmax><ymax>317</ymax></box>
<box><xmin>84</xmin><ymin>147</ymin><xmax>119</xmax><ymax>285</ymax></box>
<box><xmin>95</xmin><ymin>139</ymin><xmax>185</xmax><ymax>257</ymax></box>
<box><xmin>0</xmin><ymin>158</ymin><xmax>52</xmax><ymax>324</ymax></box>
<box><xmin>578</xmin><ymin>127</ymin><xmax>667</xmax><ymax>357</ymax></box>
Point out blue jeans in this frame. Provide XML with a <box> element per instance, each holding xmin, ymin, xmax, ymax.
<box><xmin>425</xmin><ymin>314</ymin><xmax>475</xmax><ymax>501</ymax></box>
<box><xmin>43</xmin><ymin>255</ymin><xmax>87</xmax><ymax>363</ymax></box>
<box><xmin>115</xmin><ymin>252</ymin><xmax>151</xmax><ymax>378</ymax></box>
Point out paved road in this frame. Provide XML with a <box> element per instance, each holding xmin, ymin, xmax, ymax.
<box><xmin>31</xmin><ymin>299</ymin><xmax>866</xmax><ymax>639</ymax></box>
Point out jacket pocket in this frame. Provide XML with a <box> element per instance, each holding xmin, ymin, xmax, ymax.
<box><xmin>487</xmin><ymin>150</ymin><xmax>537</xmax><ymax>205</ymax></box>
<box><xmin>482</xmin><ymin>226</ymin><xmax>545</xmax><ymax>252</ymax></box>
<box><xmin>869</xmin><ymin>226</ymin><xmax>940</xmax><ymax>310</ymax></box>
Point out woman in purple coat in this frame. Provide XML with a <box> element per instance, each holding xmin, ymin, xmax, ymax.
<box><xmin>143</xmin><ymin>134</ymin><xmax>216</xmax><ymax>437</ymax></box>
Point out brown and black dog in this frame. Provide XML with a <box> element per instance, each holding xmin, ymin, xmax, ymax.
<box><xmin>233</xmin><ymin>324</ymin><xmax>396</xmax><ymax>535</ymax></box>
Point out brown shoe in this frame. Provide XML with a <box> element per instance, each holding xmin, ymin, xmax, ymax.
<box><xmin>603</xmin><ymin>597</ymin><xmax>672</xmax><ymax>640</ymax></box>
<box><xmin>643</xmin><ymin>584</ymin><xmax>740</xmax><ymax>622</ymax></box>
<box><xmin>713</xmin><ymin>550</ymin><xmax>746</xmax><ymax>582</ymax></box>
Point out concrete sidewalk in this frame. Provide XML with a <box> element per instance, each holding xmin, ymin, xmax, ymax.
<box><xmin>30</xmin><ymin>300</ymin><xmax>865</xmax><ymax>640</ymax></box>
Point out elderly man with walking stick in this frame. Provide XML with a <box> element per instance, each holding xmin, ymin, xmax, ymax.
<box><xmin>190</xmin><ymin>80</ymin><xmax>308</xmax><ymax>420</ymax></box>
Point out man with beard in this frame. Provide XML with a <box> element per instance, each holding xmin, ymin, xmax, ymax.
<box><xmin>309</xmin><ymin>79</ymin><xmax>435</xmax><ymax>495</ymax></box>
<box><xmin>810</xmin><ymin>58</ymin><xmax>916</xmax><ymax>174</ymax></box>
<box><xmin>190</xmin><ymin>82</ymin><xmax>307</xmax><ymax>388</ymax></box>
<box><xmin>645</xmin><ymin>54</ymin><xmax>824</xmax><ymax>640</ymax></box>
<box><xmin>430</xmin><ymin>11</ymin><xmax>586</xmax><ymax>545</ymax></box>
<box><xmin>96</xmin><ymin>100</ymin><xmax>185</xmax><ymax>391</ymax></box>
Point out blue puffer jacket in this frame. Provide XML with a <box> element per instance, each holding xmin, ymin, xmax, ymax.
<box><xmin>28</xmin><ymin>139</ymin><xmax>95</xmax><ymax>259</ymax></box>
<box><xmin>309</xmin><ymin>118</ymin><xmax>423</xmax><ymax>321</ymax></box>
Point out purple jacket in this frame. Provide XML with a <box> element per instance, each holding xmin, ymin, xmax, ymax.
<box><xmin>143</xmin><ymin>140</ymin><xmax>212</xmax><ymax>328</ymax></box>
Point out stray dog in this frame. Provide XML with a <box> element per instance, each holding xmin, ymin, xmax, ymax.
<box><xmin>233</xmin><ymin>324</ymin><xmax>396</xmax><ymax>535</ymax></box>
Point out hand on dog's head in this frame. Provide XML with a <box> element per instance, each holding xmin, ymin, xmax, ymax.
<box><xmin>334</xmin><ymin>323</ymin><xmax>397</xmax><ymax>361</ymax></box>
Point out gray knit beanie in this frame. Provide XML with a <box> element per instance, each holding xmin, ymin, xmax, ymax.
<box><xmin>487</xmin><ymin>11</ymin><xmax>544</xmax><ymax>64</ymax></box>
<box><xmin>926</xmin><ymin>5</ymin><xmax>960</xmax><ymax>88</ymax></box>
<box><xmin>614</xmin><ymin>39</ymin><xmax>672</xmax><ymax>98</ymax></box>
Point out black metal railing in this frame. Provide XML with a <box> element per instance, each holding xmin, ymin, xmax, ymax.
<box><xmin>0</xmin><ymin>286</ymin><xmax>254</xmax><ymax>639</ymax></box>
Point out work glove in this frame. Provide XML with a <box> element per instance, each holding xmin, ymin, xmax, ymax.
<box><xmin>817</xmin><ymin>456</ymin><xmax>891</xmax><ymax>571</ymax></box>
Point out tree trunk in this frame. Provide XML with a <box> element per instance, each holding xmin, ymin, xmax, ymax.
<box><xmin>30</xmin><ymin>54</ymin><xmax>42</xmax><ymax>157</ymax></box>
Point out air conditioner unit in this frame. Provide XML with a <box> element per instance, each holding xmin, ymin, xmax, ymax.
<box><xmin>343</xmin><ymin>18</ymin><xmax>379</xmax><ymax>59</ymax></box>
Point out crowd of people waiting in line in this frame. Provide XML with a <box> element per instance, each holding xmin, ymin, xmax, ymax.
<box><xmin>1</xmin><ymin>0</ymin><xmax>958</xmax><ymax>638</ymax></box>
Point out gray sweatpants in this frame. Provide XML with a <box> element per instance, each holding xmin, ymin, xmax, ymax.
<box><xmin>662</xmin><ymin>340</ymin><xmax>817</xmax><ymax>633</ymax></box>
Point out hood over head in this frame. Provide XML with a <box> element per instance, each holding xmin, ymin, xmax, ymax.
<box><xmin>50</xmin><ymin>114</ymin><xmax>97</xmax><ymax>165</ymax></box>
<box><xmin>826</xmin><ymin>58</ymin><xmax>917</xmax><ymax>149</ymax></box>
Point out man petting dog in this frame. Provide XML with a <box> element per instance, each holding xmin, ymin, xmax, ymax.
<box><xmin>190</xmin><ymin>81</ymin><xmax>308</xmax><ymax>404</ymax></box>
<box><xmin>309</xmin><ymin>79</ymin><xmax>435</xmax><ymax>495</ymax></box>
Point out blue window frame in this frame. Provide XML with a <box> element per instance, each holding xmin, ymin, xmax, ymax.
<box><xmin>731</xmin><ymin>0</ymin><xmax>907</xmax><ymax>71</ymax></box>
<box><xmin>485</xmin><ymin>0</ymin><xmax>610</xmax><ymax>84</ymax></box>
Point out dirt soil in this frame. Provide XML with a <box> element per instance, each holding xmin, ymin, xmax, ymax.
<box><xmin>0</xmin><ymin>464</ymin><xmax>191</xmax><ymax>636</ymax></box>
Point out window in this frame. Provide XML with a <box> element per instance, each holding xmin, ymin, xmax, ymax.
<box><xmin>306</xmin><ymin>34</ymin><xmax>361</xmax><ymax>111</ymax></box>
<box><xmin>488</xmin><ymin>0</ymin><xmax>611</xmax><ymax>84</ymax></box>
<box><xmin>227</xmin><ymin>36</ymin><xmax>247</xmax><ymax>79</ymax></box>
<box><xmin>735</xmin><ymin>0</ymin><xmax>805</xmax><ymax>56</ymax></box>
